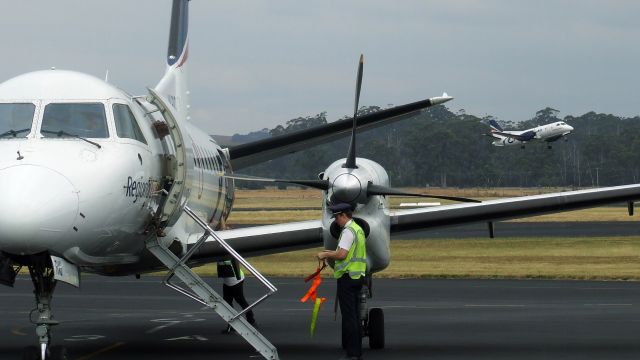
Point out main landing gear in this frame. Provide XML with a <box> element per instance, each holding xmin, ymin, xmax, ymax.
<box><xmin>21</xmin><ymin>253</ymin><xmax>68</xmax><ymax>360</ymax></box>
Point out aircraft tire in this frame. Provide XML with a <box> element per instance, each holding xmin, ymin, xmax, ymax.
<box><xmin>368</xmin><ymin>307</ymin><xmax>385</xmax><ymax>349</ymax></box>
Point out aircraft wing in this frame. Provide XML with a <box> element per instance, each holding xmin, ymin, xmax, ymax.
<box><xmin>390</xmin><ymin>184</ymin><xmax>640</xmax><ymax>233</ymax></box>
<box><xmin>490</xmin><ymin>130</ymin><xmax>536</xmax><ymax>142</ymax></box>
<box><xmin>190</xmin><ymin>220</ymin><xmax>324</xmax><ymax>263</ymax></box>
<box><xmin>227</xmin><ymin>95</ymin><xmax>452</xmax><ymax>170</ymax></box>
<box><xmin>189</xmin><ymin>184</ymin><xmax>640</xmax><ymax>264</ymax></box>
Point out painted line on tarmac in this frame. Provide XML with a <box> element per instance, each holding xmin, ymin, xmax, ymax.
<box><xmin>465</xmin><ymin>304</ymin><xmax>526</xmax><ymax>307</ymax></box>
<box><xmin>76</xmin><ymin>342</ymin><xmax>125</xmax><ymax>360</ymax></box>
<box><xmin>378</xmin><ymin>306</ymin><xmax>440</xmax><ymax>309</ymax></box>
<box><xmin>11</xmin><ymin>327</ymin><xmax>26</xmax><ymax>336</ymax></box>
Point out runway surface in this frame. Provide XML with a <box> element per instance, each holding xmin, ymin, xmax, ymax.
<box><xmin>2</xmin><ymin>276</ymin><xmax>640</xmax><ymax>359</ymax></box>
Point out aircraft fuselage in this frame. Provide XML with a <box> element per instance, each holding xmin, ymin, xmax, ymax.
<box><xmin>0</xmin><ymin>70</ymin><xmax>233</xmax><ymax>273</ymax></box>
<box><xmin>491</xmin><ymin>121</ymin><xmax>573</xmax><ymax>146</ymax></box>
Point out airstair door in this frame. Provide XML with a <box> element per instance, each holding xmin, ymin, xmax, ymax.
<box><xmin>146</xmin><ymin>88</ymin><xmax>188</xmax><ymax>228</ymax></box>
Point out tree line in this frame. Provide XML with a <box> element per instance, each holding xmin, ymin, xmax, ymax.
<box><xmin>235</xmin><ymin>105</ymin><xmax>640</xmax><ymax>188</ymax></box>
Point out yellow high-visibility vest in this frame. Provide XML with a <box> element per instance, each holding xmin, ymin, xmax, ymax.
<box><xmin>334</xmin><ymin>220</ymin><xmax>366</xmax><ymax>279</ymax></box>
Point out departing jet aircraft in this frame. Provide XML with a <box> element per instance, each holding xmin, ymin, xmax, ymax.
<box><xmin>485</xmin><ymin>119</ymin><xmax>574</xmax><ymax>148</ymax></box>
<box><xmin>1</xmin><ymin>1</ymin><xmax>640</xmax><ymax>359</ymax></box>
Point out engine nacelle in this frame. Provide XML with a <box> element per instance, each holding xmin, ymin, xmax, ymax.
<box><xmin>321</xmin><ymin>158</ymin><xmax>391</xmax><ymax>273</ymax></box>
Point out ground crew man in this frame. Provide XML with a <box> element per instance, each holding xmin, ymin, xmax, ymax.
<box><xmin>217</xmin><ymin>258</ymin><xmax>256</xmax><ymax>333</ymax></box>
<box><xmin>317</xmin><ymin>202</ymin><xmax>366</xmax><ymax>360</ymax></box>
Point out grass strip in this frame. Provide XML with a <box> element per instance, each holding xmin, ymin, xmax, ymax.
<box><xmin>190</xmin><ymin>236</ymin><xmax>640</xmax><ymax>280</ymax></box>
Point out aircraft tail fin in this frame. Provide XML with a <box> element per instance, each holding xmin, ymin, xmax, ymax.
<box><xmin>488</xmin><ymin>119</ymin><xmax>503</xmax><ymax>132</ymax></box>
<box><xmin>155</xmin><ymin>0</ymin><xmax>191</xmax><ymax>122</ymax></box>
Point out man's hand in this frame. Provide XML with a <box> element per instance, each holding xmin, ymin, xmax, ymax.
<box><xmin>317</xmin><ymin>248</ymin><xmax>348</xmax><ymax>261</ymax></box>
<box><xmin>316</xmin><ymin>250</ymin><xmax>331</xmax><ymax>260</ymax></box>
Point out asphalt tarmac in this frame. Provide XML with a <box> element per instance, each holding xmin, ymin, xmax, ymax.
<box><xmin>2</xmin><ymin>276</ymin><xmax>640</xmax><ymax>359</ymax></box>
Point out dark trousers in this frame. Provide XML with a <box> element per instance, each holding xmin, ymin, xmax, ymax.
<box><xmin>337</xmin><ymin>274</ymin><xmax>363</xmax><ymax>357</ymax></box>
<box><xmin>222</xmin><ymin>281</ymin><xmax>255</xmax><ymax>324</ymax></box>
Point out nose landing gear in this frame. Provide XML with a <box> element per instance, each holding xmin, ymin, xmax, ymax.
<box><xmin>359</xmin><ymin>276</ymin><xmax>385</xmax><ymax>350</ymax></box>
<box><xmin>367</xmin><ymin>307</ymin><xmax>385</xmax><ymax>349</ymax></box>
<box><xmin>21</xmin><ymin>253</ymin><xmax>68</xmax><ymax>360</ymax></box>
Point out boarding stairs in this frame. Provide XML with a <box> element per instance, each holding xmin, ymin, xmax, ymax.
<box><xmin>146</xmin><ymin>205</ymin><xmax>280</xmax><ymax>360</ymax></box>
<box><xmin>142</xmin><ymin>88</ymin><xmax>279</xmax><ymax>359</ymax></box>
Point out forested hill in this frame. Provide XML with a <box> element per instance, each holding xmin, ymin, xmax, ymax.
<box><xmin>226</xmin><ymin>106</ymin><xmax>640</xmax><ymax>188</ymax></box>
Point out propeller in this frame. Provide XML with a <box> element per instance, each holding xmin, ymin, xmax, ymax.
<box><xmin>221</xmin><ymin>55</ymin><xmax>476</xmax><ymax>204</ymax></box>
<box><xmin>222</xmin><ymin>174</ymin><xmax>480</xmax><ymax>203</ymax></box>
<box><xmin>366</xmin><ymin>184</ymin><xmax>480</xmax><ymax>203</ymax></box>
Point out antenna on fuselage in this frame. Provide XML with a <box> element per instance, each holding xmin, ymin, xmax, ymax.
<box><xmin>104</xmin><ymin>69</ymin><xmax>110</xmax><ymax>83</ymax></box>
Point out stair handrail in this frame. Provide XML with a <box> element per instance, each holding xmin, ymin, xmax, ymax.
<box><xmin>181</xmin><ymin>205</ymin><xmax>277</xmax><ymax>319</ymax></box>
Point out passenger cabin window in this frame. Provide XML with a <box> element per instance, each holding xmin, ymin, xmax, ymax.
<box><xmin>42</xmin><ymin>103</ymin><xmax>108</xmax><ymax>138</ymax></box>
<box><xmin>113</xmin><ymin>104</ymin><xmax>147</xmax><ymax>144</ymax></box>
<box><xmin>0</xmin><ymin>103</ymin><xmax>35</xmax><ymax>138</ymax></box>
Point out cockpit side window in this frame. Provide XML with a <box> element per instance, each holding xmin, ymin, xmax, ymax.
<box><xmin>113</xmin><ymin>104</ymin><xmax>147</xmax><ymax>145</ymax></box>
<box><xmin>0</xmin><ymin>103</ymin><xmax>35</xmax><ymax>138</ymax></box>
<box><xmin>42</xmin><ymin>103</ymin><xmax>108</xmax><ymax>138</ymax></box>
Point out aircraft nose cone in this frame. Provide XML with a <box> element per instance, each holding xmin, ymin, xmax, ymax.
<box><xmin>0</xmin><ymin>165</ymin><xmax>78</xmax><ymax>254</ymax></box>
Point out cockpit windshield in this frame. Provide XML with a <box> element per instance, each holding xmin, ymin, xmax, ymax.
<box><xmin>41</xmin><ymin>103</ymin><xmax>108</xmax><ymax>138</ymax></box>
<box><xmin>0</xmin><ymin>103</ymin><xmax>35</xmax><ymax>138</ymax></box>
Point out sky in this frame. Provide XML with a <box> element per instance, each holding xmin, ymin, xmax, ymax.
<box><xmin>1</xmin><ymin>1</ymin><xmax>639</xmax><ymax>135</ymax></box>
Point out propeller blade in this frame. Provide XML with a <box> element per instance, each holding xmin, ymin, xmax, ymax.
<box><xmin>353</xmin><ymin>54</ymin><xmax>364</xmax><ymax>120</ymax></box>
<box><xmin>366</xmin><ymin>184</ymin><xmax>481</xmax><ymax>203</ymax></box>
<box><xmin>222</xmin><ymin>173</ymin><xmax>329</xmax><ymax>191</ymax></box>
<box><xmin>344</xmin><ymin>54</ymin><xmax>364</xmax><ymax>169</ymax></box>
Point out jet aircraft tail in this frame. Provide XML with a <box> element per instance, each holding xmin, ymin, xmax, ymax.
<box><xmin>488</xmin><ymin>119</ymin><xmax>503</xmax><ymax>132</ymax></box>
<box><xmin>155</xmin><ymin>0</ymin><xmax>191</xmax><ymax>123</ymax></box>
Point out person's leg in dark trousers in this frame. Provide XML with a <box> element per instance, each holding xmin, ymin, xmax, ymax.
<box><xmin>338</xmin><ymin>274</ymin><xmax>363</xmax><ymax>358</ymax></box>
<box><xmin>221</xmin><ymin>284</ymin><xmax>235</xmax><ymax>333</ymax></box>
<box><xmin>231</xmin><ymin>280</ymin><xmax>256</xmax><ymax>325</ymax></box>
<box><xmin>222</xmin><ymin>283</ymin><xmax>234</xmax><ymax>306</ymax></box>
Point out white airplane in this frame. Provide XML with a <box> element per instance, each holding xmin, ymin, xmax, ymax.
<box><xmin>486</xmin><ymin>119</ymin><xmax>574</xmax><ymax>148</ymax></box>
<box><xmin>2</xmin><ymin>1</ymin><xmax>640</xmax><ymax>359</ymax></box>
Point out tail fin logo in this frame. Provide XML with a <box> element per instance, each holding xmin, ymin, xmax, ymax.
<box><xmin>489</xmin><ymin>119</ymin><xmax>503</xmax><ymax>132</ymax></box>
